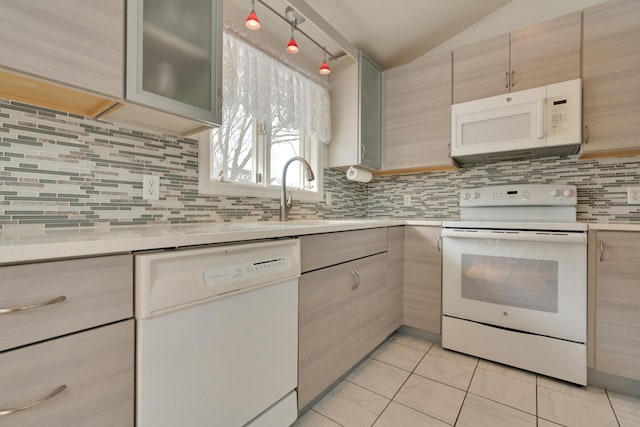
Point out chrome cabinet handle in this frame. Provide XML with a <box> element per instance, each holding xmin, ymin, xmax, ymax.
<box><xmin>437</xmin><ymin>236</ymin><xmax>442</xmax><ymax>252</ymax></box>
<box><xmin>360</xmin><ymin>143</ymin><xmax>366</xmax><ymax>161</ymax></box>
<box><xmin>350</xmin><ymin>270</ymin><xmax>360</xmax><ymax>290</ymax></box>
<box><xmin>0</xmin><ymin>296</ymin><xmax>66</xmax><ymax>315</ymax></box>
<box><xmin>511</xmin><ymin>70</ymin><xmax>515</xmax><ymax>87</ymax></box>
<box><xmin>0</xmin><ymin>385</ymin><xmax>67</xmax><ymax>416</ymax></box>
<box><xmin>584</xmin><ymin>125</ymin><xmax>590</xmax><ymax>144</ymax></box>
<box><xmin>505</xmin><ymin>71</ymin><xmax>509</xmax><ymax>89</ymax></box>
<box><xmin>599</xmin><ymin>240</ymin><xmax>605</xmax><ymax>262</ymax></box>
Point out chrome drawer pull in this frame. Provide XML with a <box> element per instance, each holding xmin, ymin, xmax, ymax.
<box><xmin>599</xmin><ymin>240</ymin><xmax>605</xmax><ymax>262</ymax></box>
<box><xmin>0</xmin><ymin>385</ymin><xmax>67</xmax><ymax>416</ymax></box>
<box><xmin>0</xmin><ymin>296</ymin><xmax>66</xmax><ymax>315</ymax></box>
<box><xmin>350</xmin><ymin>270</ymin><xmax>360</xmax><ymax>290</ymax></box>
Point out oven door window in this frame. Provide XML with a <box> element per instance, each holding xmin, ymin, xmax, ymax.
<box><xmin>461</xmin><ymin>254</ymin><xmax>558</xmax><ymax>313</ymax></box>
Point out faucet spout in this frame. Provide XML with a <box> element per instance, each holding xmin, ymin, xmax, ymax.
<box><xmin>280</xmin><ymin>156</ymin><xmax>315</xmax><ymax>221</ymax></box>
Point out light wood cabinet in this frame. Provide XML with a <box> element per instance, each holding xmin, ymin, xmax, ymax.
<box><xmin>298</xmin><ymin>228</ymin><xmax>392</xmax><ymax>409</ymax></box>
<box><xmin>328</xmin><ymin>52</ymin><xmax>382</xmax><ymax>170</ymax></box>
<box><xmin>403</xmin><ymin>226</ymin><xmax>442</xmax><ymax>334</ymax></box>
<box><xmin>0</xmin><ymin>0</ymin><xmax>123</xmax><ymax>116</ymax></box>
<box><xmin>384</xmin><ymin>51</ymin><xmax>453</xmax><ymax>171</ymax></box>
<box><xmin>593</xmin><ymin>231</ymin><xmax>640</xmax><ymax>381</ymax></box>
<box><xmin>453</xmin><ymin>12</ymin><xmax>582</xmax><ymax>104</ymax></box>
<box><xmin>580</xmin><ymin>0</ymin><xmax>640</xmax><ymax>158</ymax></box>
<box><xmin>0</xmin><ymin>320</ymin><xmax>134</xmax><ymax>427</ymax></box>
<box><xmin>0</xmin><ymin>254</ymin><xmax>135</xmax><ymax>425</ymax></box>
<box><xmin>385</xmin><ymin>227</ymin><xmax>404</xmax><ymax>335</ymax></box>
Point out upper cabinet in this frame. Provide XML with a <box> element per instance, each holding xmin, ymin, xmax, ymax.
<box><xmin>105</xmin><ymin>0</ymin><xmax>222</xmax><ymax>135</ymax></box>
<box><xmin>453</xmin><ymin>12</ymin><xmax>582</xmax><ymax>104</ymax></box>
<box><xmin>328</xmin><ymin>52</ymin><xmax>382</xmax><ymax>170</ymax></box>
<box><xmin>0</xmin><ymin>0</ymin><xmax>123</xmax><ymax>116</ymax></box>
<box><xmin>580</xmin><ymin>0</ymin><xmax>640</xmax><ymax>158</ymax></box>
<box><xmin>384</xmin><ymin>51</ymin><xmax>453</xmax><ymax>171</ymax></box>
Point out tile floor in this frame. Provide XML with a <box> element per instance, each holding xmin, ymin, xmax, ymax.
<box><xmin>293</xmin><ymin>333</ymin><xmax>640</xmax><ymax>427</ymax></box>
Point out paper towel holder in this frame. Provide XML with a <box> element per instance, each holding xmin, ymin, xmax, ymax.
<box><xmin>346</xmin><ymin>165</ymin><xmax>372</xmax><ymax>183</ymax></box>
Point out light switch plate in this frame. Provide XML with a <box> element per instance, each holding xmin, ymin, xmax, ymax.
<box><xmin>627</xmin><ymin>187</ymin><xmax>640</xmax><ymax>205</ymax></box>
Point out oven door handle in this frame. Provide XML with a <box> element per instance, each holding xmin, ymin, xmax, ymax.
<box><xmin>441</xmin><ymin>229</ymin><xmax>587</xmax><ymax>244</ymax></box>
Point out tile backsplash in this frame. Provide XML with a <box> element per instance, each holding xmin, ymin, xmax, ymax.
<box><xmin>0</xmin><ymin>99</ymin><xmax>365</xmax><ymax>229</ymax></box>
<box><xmin>1</xmin><ymin>98</ymin><xmax>639</xmax><ymax>229</ymax></box>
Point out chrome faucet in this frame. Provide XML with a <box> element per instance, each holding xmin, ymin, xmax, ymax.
<box><xmin>280</xmin><ymin>156</ymin><xmax>315</xmax><ymax>221</ymax></box>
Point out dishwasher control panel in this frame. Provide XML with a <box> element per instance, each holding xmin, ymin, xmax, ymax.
<box><xmin>204</xmin><ymin>257</ymin><xmax>289</xmax><ymax>286</ymax></box>
<box><xmin>135</xmin><ymin>239</ymin><xmax>301</xmax><ymax>318</ymax></box>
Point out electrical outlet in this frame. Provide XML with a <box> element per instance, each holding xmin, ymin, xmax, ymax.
<box><xmin>627</xmin><ymin>187</ymin><xmax>640</xmax><ymax>205</ymax></box>
<box><xmin>403</xmin><ymin>194</ymin><xmax>412</xmax><ymax>206</ymax></box>
<box><xmin>143</xmin><ymin>175</ymin><xmax>160</xmax><ymax>200</ymax></box>
<box><xmin>325</xmin><ymin>191</ymin><xmax>332</xmax><ymax>206</ymax></box>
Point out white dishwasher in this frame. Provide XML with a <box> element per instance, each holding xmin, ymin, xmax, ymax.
<box><xmin>135</xmin><ymin>239</ymin><xmax>300</xmax><ymax>427</ymax></box>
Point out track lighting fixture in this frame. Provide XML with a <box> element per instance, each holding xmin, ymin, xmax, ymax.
<box><xmin>244</xmin><ymin>1</ymin><xmax>340</xmax><ymax>74</ymax></box>
<box><xmin>245</xmin><ymin>0</ymin><xmax>261</xmax><ymax>30</ymax></box>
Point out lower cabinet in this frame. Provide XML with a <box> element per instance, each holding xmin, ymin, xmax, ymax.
<box><xmin>403</xmin><ymin>226</ymin><xmax>442</xmax><ymax>334</ymax></box>
<box><xmin>298</xmin><ymin>229</ymin><xmax>392</xmax><ymax>409</ymax></box>
<box><xmin>0</xmin><ymin>320</ymin><xmax>134</xmax><ymax>426</ymax></box>
<box><xmin>385</xmin><ymin>227</ymin><xmax>404</xmax><ymax>335</ymax></box>
<box><xmin>593</xmin><ymin>231</ymin><xmax>640</xmax><ymax>380</ymax></box>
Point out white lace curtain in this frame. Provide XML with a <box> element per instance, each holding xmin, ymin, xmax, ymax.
<box><xmin>221</xmin><ymin>31</ymin><xmax>331</xmax><ymax>144</ymax></box>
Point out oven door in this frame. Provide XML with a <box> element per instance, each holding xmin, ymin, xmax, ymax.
<box><xmin>442</xmin><ymin>228</ymin><xmax>586</xmax><ymax>343</ymax></box>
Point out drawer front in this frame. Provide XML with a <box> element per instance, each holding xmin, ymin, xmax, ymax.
<box><xmin>300</xmin><ymin>228</ymin><xmax>388</xmax><ymax>272</ymax></box>
<box><xmin>0</xmin><ymin>254</ymin><xmax>133</xmax><ymax>351</ymax></box>
<box><xmin>0</xmin><ymin>320</ymin><xmax>134</xmax><ymax>427</ymax></box>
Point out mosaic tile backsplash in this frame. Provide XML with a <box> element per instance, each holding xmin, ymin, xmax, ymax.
<box><xmin>0</xmin><ymin>99</ymin><xmax>366</xmax><ymax>229</ymax></box>
<box><xmin>1</xmin><ymin>98</ymin><xmax>639</xmax><ymax>229</ymax></box>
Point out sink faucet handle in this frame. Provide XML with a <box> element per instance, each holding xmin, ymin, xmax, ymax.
<box><xmin>286</xmin><ymin>190</ymin><xmax>293</xmax><ymax>208</ymax></box>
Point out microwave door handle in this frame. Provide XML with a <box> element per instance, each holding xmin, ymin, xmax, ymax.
<box><xmin>537</xmin><ymin>99</ymin><xmax>545</xmax><ymax>139</ymax></box>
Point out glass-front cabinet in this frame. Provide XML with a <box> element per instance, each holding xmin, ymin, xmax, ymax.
<box><xmin>125</xmin><ymin>0</ymin><xmax>222</xmax><ymax>127</ymax></box>
<box><xmin>359</xmin><ymin>52</ymin><xmax>382</xmax><ymax>169</ymax></box>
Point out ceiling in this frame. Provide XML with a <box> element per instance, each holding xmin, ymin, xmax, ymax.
<box><xmin>224</xmin><ymin>0</ymin><xmax>512</xmax><ymax>72</ymax></box>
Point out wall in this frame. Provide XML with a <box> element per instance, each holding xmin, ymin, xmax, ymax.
<box><xmin>427</xmin><ymin>0</ymin><xmax>608</xmax><ymax>56</ymax></box>
<box><xmin>0</xmin><ymin>98</ymin><xmax>366</xmax><ymax>230</ymax></box>
<box><xmin>368</xmin><ymin>155</ymin><xmax>640</xmax><ymax>223</ymax></box>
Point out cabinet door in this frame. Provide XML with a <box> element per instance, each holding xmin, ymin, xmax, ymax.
<box><xmin>582</xmin><ymin>0</ymin><xmax>640</xmax><ymax>155</ymax></box>
<box><xmin>298</xmin><ymin>253</ymin><xmax>387</xmax><ymax>409</ymax></box>
<box><xmin>126</xmin><ymin>0</ymin><xmax>222</xmax><ymax>126</ymax></box>
<box><xmin>385</xmin><ymin>227</ymin><xmax>404</xmax><ymax>335</ymax></box>
<box><xmin>385</xmin><ymin>52</ymin><xmax>452</xmax><ymax>170</ymax></box>
<box><xmin>510</xmin><ymin>12</ymin><xmax>582</xmax><ymax>91</ymax></box>
<box><xmin>453</xmin><ymin>34</ymin><xmax>510</xmax><ymax>104</ymax></box>
<box><xmin>403</xmin><ymin>226</ymin><xmax>442</xmax><ymax>334</ymax></box>
<box><xmin>0</xmin><ymin>0</ymin><xmax>123</xmax><ymax>99</ymax></box>
<box><xmin>0</xmin><ymin>320</ymin><xmax>134</xmax><ymax>427</ymax></box>
<box><xmin>595</xmin><ymin>232</ymin><xmax>640</xmax><ymax>380</ymax></box>
<box><xmin>359</xmin><ymin>52</ymin><xmax>382</xmax><ymax>169</ymax></box>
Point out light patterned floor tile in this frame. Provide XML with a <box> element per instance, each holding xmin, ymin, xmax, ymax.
<box><xmin>617</xmin><ymin>410</ymin><xmax>640</xmax><ymax>427</ymax></box>
<box><xmin>537</xmin><ymin>383</ymin><xmax>618</xmax><ymax>427</ymax></box>
<box><xmin>608</xmin><ymin>391</ymin><xmax>640</xmax><ymax>417</ymax></box>
<box><xmin>537</xmin><ymin>375</ymin><xmax>610</xmax><ymax>407</ymax></box>
<box><xmin>388</xmin><ymin>333</ymin><xmax>434</xmax><ymax>352</ymax></box>
<box><xmin>293</xmin><ymin>409</ymin><xmax>342</xmax><ymax>427</ymax></box>
<box><xmin>456</xmin><ymin>394</ymin><xmax>536</xmax><ymax>427</ymax></box>
<box><xmin>347</xmin><ymin>358</ymin><xmax>411</xmax><ymax>399</ymax></box>
<box><xmin>370</xmin><ymin>341</ymin><xmax>426</xmax><ymax>372</ymax></box>
<box><xmin>393</xmin><ymin>374</ymin><xmax>466</xmax><ymax>425</ymax></box>
<box><xmin>373</xmin><ymin>402</ymin><xmax>450</xmax><ymax>427</ymax></box>
<box><xmin>537</xmin><ymin>419</ymin><xmax>564</xmax><ymax>427</ymax></box>
<box><xmin>313</xmin><ymin>381</ymin><xmax>389</xmax><ymax>427</ymax></box>
<box><xmin>414</xmin><ymin>345</ymin><xmax>478</xmax><ymax>390</ymax></box>
<box><xmin>468</xmin><ymin>361</ymin><xmax>536</xmax><ymax>414</ymax></box>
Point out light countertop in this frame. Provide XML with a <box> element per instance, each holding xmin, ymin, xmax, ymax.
<box><xmin>2</xmin><ymin>219</ymin><xmax>638</xmax><ymax>265</ymax></box>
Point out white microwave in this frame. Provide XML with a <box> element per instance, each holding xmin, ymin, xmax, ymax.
<box><xmin>451</xmin><ymin>79</ymin><xmax>581</xmax><ymax>165</ymax></box>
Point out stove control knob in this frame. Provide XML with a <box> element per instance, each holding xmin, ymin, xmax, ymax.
<box><xmin>562</xmin><ymin>188</ymin><xmax>573</xmax><ymax>197</ymax></box>
<box><xmin>550</xmin><ymin>189</ymin><xmax>560</xmax><ymax>197</ymax></box>
<box><xmin>473</xmin><ymin>191</ymin><xmax>480</xmax><ymax>199</ymax></box>
<box><xmin>463</xmin><ymin>192</ymin><xmax>471</xmax><ymax>200</ymax></box>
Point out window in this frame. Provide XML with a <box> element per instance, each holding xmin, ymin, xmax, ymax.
<box><xmin>199</xmin><ymin>32</ymin><xmax>330</xmax><ymax>201</ymax></box>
